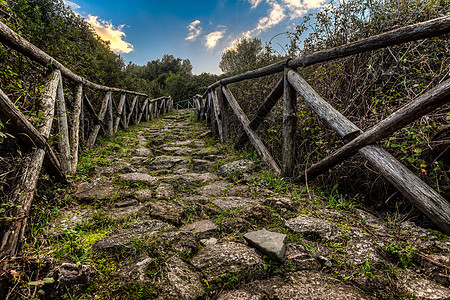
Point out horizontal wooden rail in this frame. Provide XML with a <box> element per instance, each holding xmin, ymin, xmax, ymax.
<box><xmin>205</xmin><ymin>16</ymin><xmax>450</xmax><ymax>92</ymax></box>
<box><xmin>194</xmin><ymin>16</ymin><xmax>450</xmax><ymax>234</ymax></box>
<box><xmin>0</xmin><ymin>21</ymin><xmax>146</xmax><ymax>96</ymax></box>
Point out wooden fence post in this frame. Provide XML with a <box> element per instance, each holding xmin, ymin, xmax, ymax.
<box><xmin>56</xmin><ymin>75</ymin><xmax>72</xmax><ymax>174</ymax></box>
<box><xmin>282</xmin><ymin>67</ymin><xmax>297</xmax><ymax>177</ymax></box>
<box><xmin>70</xmin><ymin>83</ymin><xmax>83</xmax><ymax>173</ymax></box>
<box><xmin>219</xmin><ymin>84</ymin><xmax>229</xmax><ymax>142</ymax></box>
<box><xmin>105</xmin><ymin>91</ymin><xmax>114</xmax><ymax>137</ymax></box>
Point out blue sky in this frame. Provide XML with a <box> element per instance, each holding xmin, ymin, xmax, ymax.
<box><xmin>65</xmin><ymin>0</ymin><xmax>329</xmax><ymax>74</ymax></box>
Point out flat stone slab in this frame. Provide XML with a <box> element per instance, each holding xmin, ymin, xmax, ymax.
<box><xmin>46</xmin><ymin>207</ymin><xmax>94</xmax><ymax>237</ymax></box>
<box><xmin>346</xmin><ymin>236</ymin><xmax>384</xmax><ymax>265</ymax></box>
<box><xmin>157</xmin><ymin>257</ymin><xmax>205</xmax><ymax>299</ymax></box>
<box><xmin>217</xmin><ymin>291</ymin><xmax>260</xmax><ymax>300</ymax></box>
<box><xmin>244</xmin><ymin>229</ymin><xmax>287</xmax><ymax>261</ymax></box>
<box><xmin>285</xmin><ymin>214</ymin><xmax>342</xmax><ymax>242</ymax></box>
<box><xmin>274</xmin><ymin>270</ymin><xmax>372</xmax><ymax>299</ymax></box>
<box><xmin>164</xmin><ymin>173</ymin><xmax>219</xmax><ymax>185</ymax></box>
<box><xmin>180</xmin><ymin>220</ymin><xmax>218</xmax><ymax>238</ymax></box>
<box><xmin>91</xmin><ymin>220</ymin><xmax>176</xmax><ymax>253</ymax></box>
<box><xmin>398</xmin><ymin>271</ymin><xmax>450</xmax><ymax>300</ymax></box>
<box><xmin>155</xmin><ymin>183</ymin><xmax>175</xmax><ymax>199</ymax></box>
<box><xmin>147</xmin><ymin>200</ymin><xmax>184</xmax><ymax>225</ymax></box>
<box><xmin>217</xmin><ymin>159</ymin><xmax>255</xmax><ymax>177</ymax></box>
<box><xmin>148</xmin><ymin>155</ymin><xmax>189</xmax><ymax>170</ymax></box>
<box><xmin>192</xmin><ymin>159</ymin><xmax>214</xmax><ymax>171</ymax></box>
<box><xmin>107</xmin><ymin>205</ymin><xmax>145</xmax><ymax>220</ymax></box>
<box><xmin>190</xmin><ymin>242</ymin><xmax>266</xmax><ymax>282</ymax></box>
<box><xmin>118</xmin><ymin>172</ymin><xmax>158</xmax><ymax>185</ymax></box>
<box><xmin>133</xmin><ymin>189</ymin><xmax>153</xmax><ymax>201</ymax></box>
<box><xmin>74</xmin><ymin>177</ymin><xmax>115</xmax><ymax>201</ymax></box>
<box><xmin>197</xmin><ymin>181</ymin><xmax>230</xmax><ymax>197</ymax></box>
<box><xmin>213</xmin><ymin>197</ymin><xmax>260</xmax><ymax>210</ymax></box>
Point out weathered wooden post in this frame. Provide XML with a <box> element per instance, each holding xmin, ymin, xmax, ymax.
<box><xmin>114</xmin><ymin>93</ymin><xmax>126</xmax><ymax>134</ymax></box>
<box><xmin>56</xmin><ymin>75</ymin><xmax>72</xmax><ymax>174</ymax></box>
<box><xmin>219</xmin><ymin>84</ymin><xmax>229</xmax><ymax>142</ymax></box>
<box><xmin>282</xmin><ymin>67</ymin><xmax>297</xmax><ymax>177</ymax></box>
<box><xmin>70</xmin><ymin>83</ymin><xmax>83</xmax><ymax>173</ymax></box>
<box><xmin>105</xmin><ymin>91</ymin><xmax>114</xmax><ymax>137</ymax></box>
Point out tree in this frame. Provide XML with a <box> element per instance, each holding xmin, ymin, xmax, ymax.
<box><xmin>219</xmin><ymin>38</ymin><xmax>273</xmax><ymax>74</ymax></box>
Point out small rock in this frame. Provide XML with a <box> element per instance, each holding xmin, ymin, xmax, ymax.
<box><xmin>119</xmin><ymin>172</ymin><xmax>158</xmax><ymax>185</ymax></box>
<box><xmin>133</xmin><ymin>189</ymin><xmax>153</xmax><ymax>201</ymax></box>
<box><xmin>201</xmin><ymin>237</ymin><xmax>218</xmax><ymax>246</ymax></box>
<box><xmin>135</xmin><ymin>147</ymin><xmax>152</xmax><ymax>157</ymax></box>
<box><xmin>45</xmin><ymin>263</ymin><xmax>91</xmax><ymax>300</ymax></box>
<box><xmin>155</xmin><ymin>183</ymin><xmax>175</xmax><ymax>199</ymax></box>
<box><xmin>115</xmin><ymin>199</ymin><xmax>139</xmax><ymax>208</ymax></box>
<box><xmin>147</xmin><ymin>200</ymin><xmax>184</xmax><ymax>225</ymax></box>
<box><xmin>228</xmin><ymin>185</ymin><xmax>252</xmax><ymax>197</ymax></box>
<box><xmin>181</xmin><ymin>220</ymin><xmax>218</xmax><ymax>238</ymax></box>
<box><xmin>218</xmin><ymin>159</ymin><xmax>255</xmax><ymax>177</ymax></box>
<box><xmin>190</xmin><ymin>242</ymin><xmax>267</xmax><ymax>282</ymax></box>
<box><xmin>346</xmin><ymin>236</ymin><xmax>384</xmax><ymax>265</ymax></box>
<box><xmin>244</xmin><ymin>229</ymin><xmax>287</xmax><ymax>261</ymax></box>
<box><xmin>283</xmin><ymin>244</ymin><xmax>321</xmax><ymax>270</ymax></box>
<box><xmin>213</xmin><ymin>197</ymin><xmax>260</xmax><ymax>210</ymax></box>
<box><xmin>285</xmin><ymin>214</ymin><xmax>342</xmax><ymax>242</ymax></box>
<box><xmin>116</xmin><ymin>256</ymin><xmax>153</xmax><ymax>282</ymax></box>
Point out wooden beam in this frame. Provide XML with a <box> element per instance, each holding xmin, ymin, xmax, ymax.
<box><xmin>235</xmin><ymin>77</ymin><xmax>283</xmax><ymax>149</ymax></box>
<box><xmin>219</xmin><ymin>86</ymin><xmax>229</xmax><ymax>142</ymax></box>
<box><xmin>360</xmin><ymin>145</ymin><xmax>450</xmax><ymax>234</ymax></box>
<box><xmin>282</xmin><ymin>68</ymin><xmax>297</xmax><ymax>177</ymax></box>
<box><xmin>304</xmin><ymin>78</ymin><xmax>450</xmax><ymax>180</ymax></box>
<box><xmin>287</xmin><ymin>70</ymin><xmax>361</xmax><ymax>138</ymax></box>
<box><xmin>86</xmin><ymin>92</ymin><xmax>110</xmax><ymax>148</ymax></box>
<box><xmin>114</xmin><ymin>93</ymin><xmax>126</xmax><ymax>134</ymax></box>
<box><xmin>137</xmin><ymin>98</ymin><xmax>148</xmax><ymax>124</ymax></box>
<box><xmin>210</xmin><ymin>89</ymin><xmax>224</xmax><ymax>142</ymax></box>
<box><xmin>221</xmin><ymin>85</ymin><xmax>281</xmax><ymax>175</ymax></box>
<box><xmin>70</xmin><ymin>83</ymin><xmax>83</xmax><ymax>174</ymax></box>
<box><xmin>127</xmin><ymin>95</ymin><xmax>137</xmax><ymax>126</ymax></box>
<box><xmin>104</xmin><ymin>92</ymin><xmax>114</xmax><ymax>137</ymax></box>
<box><xmin>56</xmin><ymin>76</ymin><xmax>72</xmax><ymax>174</ymax></box>
<box><xmin>0</xmin><ymin>21</ymin><xmax>147</xmax><ymax>96</ymax></box>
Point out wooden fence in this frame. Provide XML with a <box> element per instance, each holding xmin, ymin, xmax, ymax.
<box><xmin>194</xmin><ymin>16</ymin><xmax>450</xmax><ymax>234</ymax></box>
<box><xmin>0</xmin><ymin>20</ymin><xmax>172</xmax><ymax>260</ymax></box>
<box><xmin>175</xmin><ymin>97</ymin><xmax>197</xmax><ymax>110</ymax></box>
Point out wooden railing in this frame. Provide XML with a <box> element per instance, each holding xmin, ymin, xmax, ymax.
<box><xmin>194</xmin><ymin>16</ymin><xmax>450</xmax><ymax>234</ymax></box>
<box><xmin>0</xmin><ymin>20</ymin><xmax>172</xmax><ymax>260</ymax></box>
<box><xmin>175</xmin><ymin>97</ymin><xmax>197</xmax><ymax>110</ymax></box>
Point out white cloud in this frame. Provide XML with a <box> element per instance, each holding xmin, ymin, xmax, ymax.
<box><xmin>249</xmin><ymin>0</ymin><xmax>264</xmax><ymax>9</ymax></box>
<box><xmin>205</xmin><ymin>30</ymin><xmax>226</xmax><ymax>49</ymax></box>
<box><xmin>185</xmin><ymin>20</ymin><xmax>202</xmax><ymax>41</ymax></box>
<box><xmin>242</xmin><ymin>1</ymin><xmax>286</xmax><ymax>39</ymax></box>
<box><xmin>86</xmin><ymin>15</ymin><xmax>134</xmax><ymax>54</ymax></box>
<box><xmin>63</xmin><ymin>0</ymin><xmax>81</xmax><ymax>10</ymax></box>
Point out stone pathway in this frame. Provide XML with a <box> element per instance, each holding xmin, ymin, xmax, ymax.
<box><xmin>42</xmin><ymin>109</ymin><xmax>450</xmax><ymax>299</ymax></box>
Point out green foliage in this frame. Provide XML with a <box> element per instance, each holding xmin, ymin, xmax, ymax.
<box><xmin>219</xmin><ymin>38</ymin><xmax>279</xmax><ymax>74</ymax></box>
<box><xmin>385</xmin><ymin>242</ymin><xmax>418</xmax><ymax>268</ymax></box>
